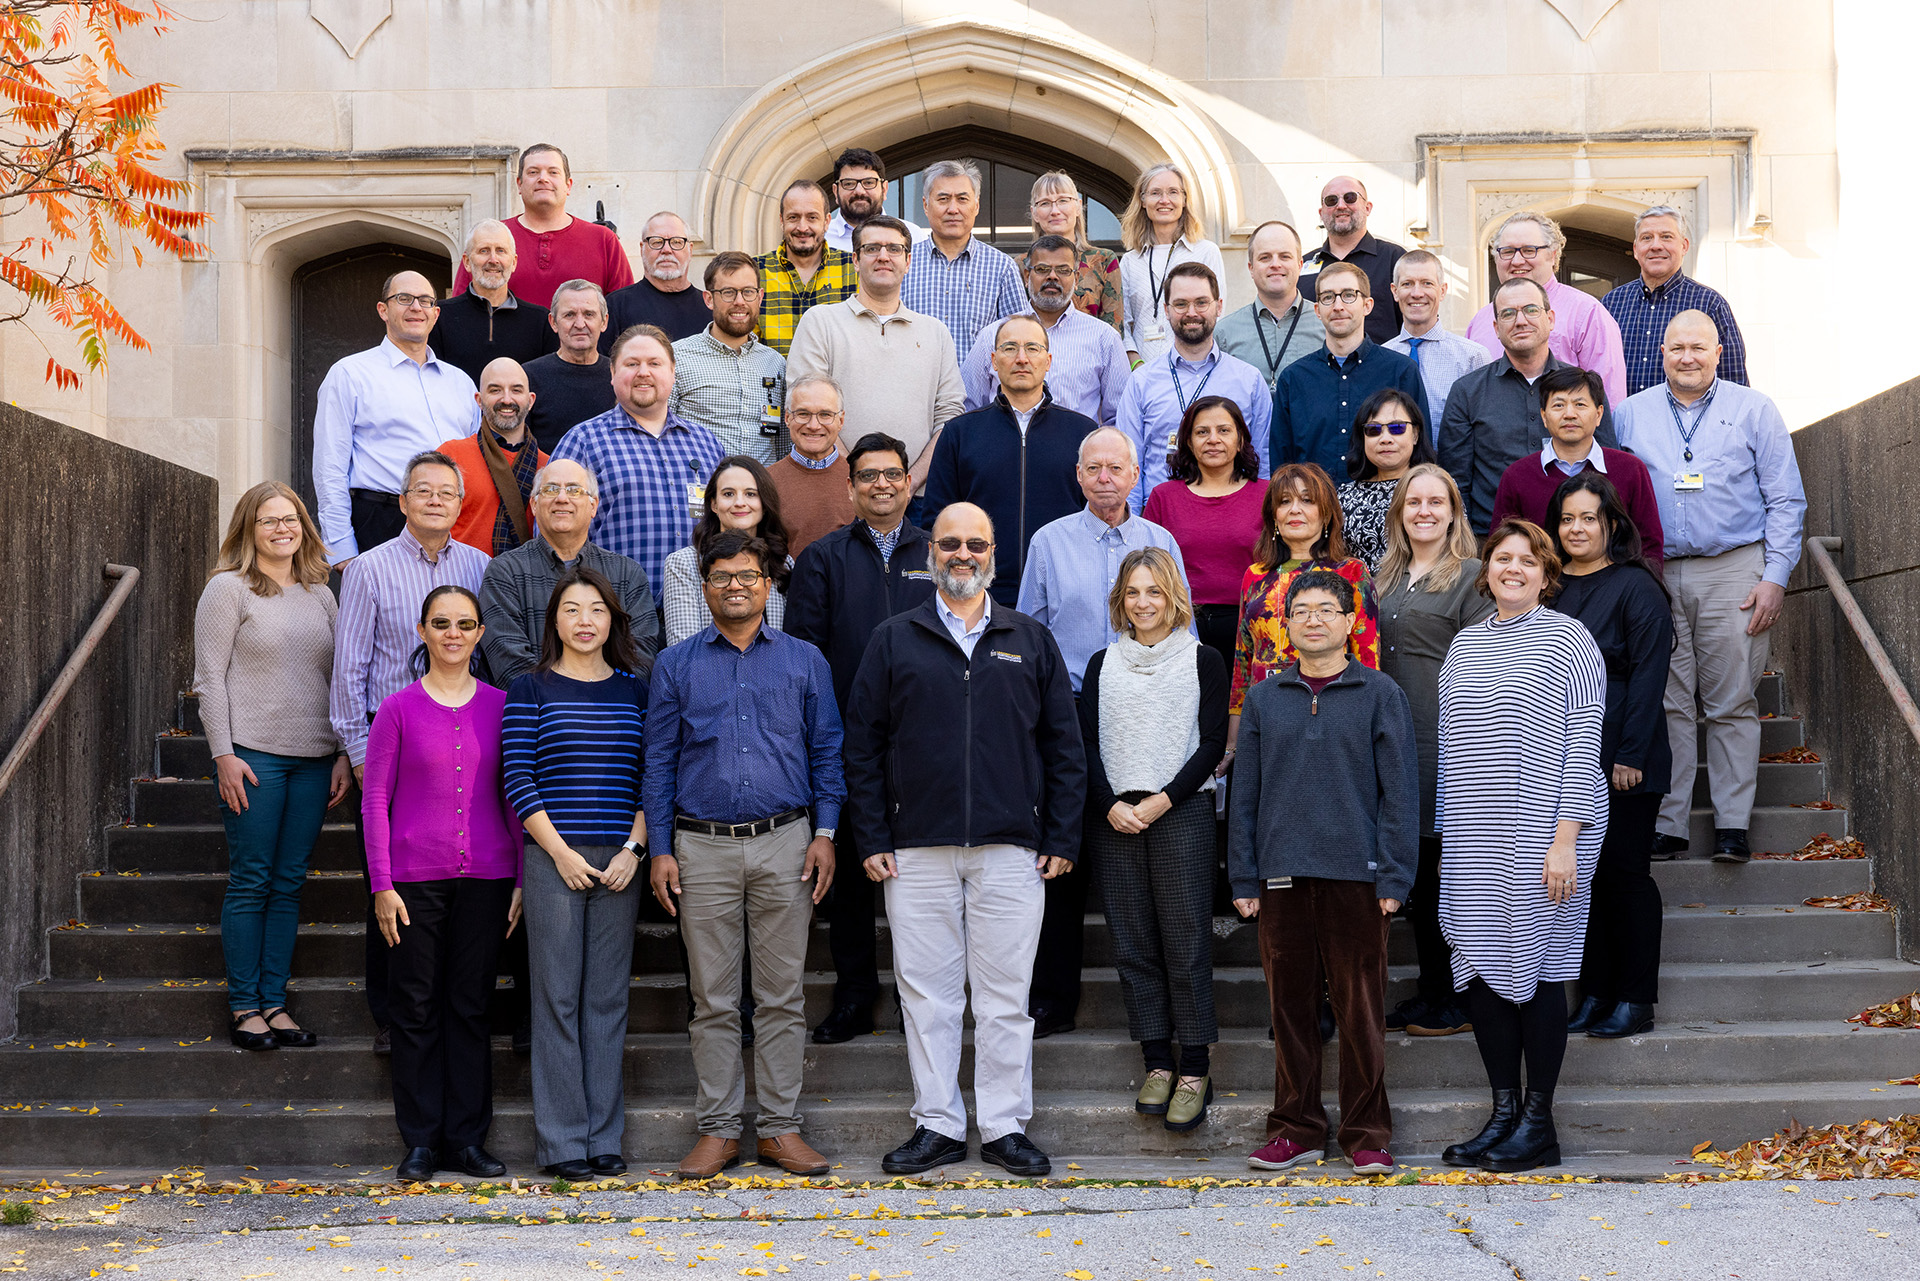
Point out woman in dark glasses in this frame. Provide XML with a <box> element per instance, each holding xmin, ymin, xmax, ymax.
<box><xmin>1337</xmin><ymin>388</ymin><xmax>1439</xmax><ymax>572</ymax></box>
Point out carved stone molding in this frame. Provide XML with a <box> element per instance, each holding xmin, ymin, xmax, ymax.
<box><xmin>1475</xmin><ymin>185</ymin><xmax>1699</xmax><ymax>237</ymax></box>
<box><xmin>310</xmin><ymin>0</ymin><xmax>392</xmax><ymax>59</ymax></box>
<box><xmin>244</xmin><ymin>204</ymin><xmax>466</xmax><ymax>254</ymax></box>
<box><xmin>1543</xmin><ymin>0</ymin><xmax>1624</xmax><ymax>40</ymax></box>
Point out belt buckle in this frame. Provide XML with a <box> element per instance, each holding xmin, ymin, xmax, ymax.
<box><xmin>729</xmin><ymin>819</ymin><xmax>753</xmax><ymax>839</ymax></box>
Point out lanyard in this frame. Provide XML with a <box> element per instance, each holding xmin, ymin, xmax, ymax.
<box><xmin>1254</xmin><ymin>302</ymin><xmax>1305</xmax><ymax>382</ymax></box>
<box><xmin>1666</xmin><ymin>381</ymin><xmax>1718</xmax><ymax>464</ymax></box>
<box><xmin>1169</xmin><ymin>352</ymin><xmax>1218</xmax><ymax>411</ymax></box>
<box><xmin>1144</xmin><ymin>243</ymin><xmax>1174</xmax><ymax>320</ymax></box>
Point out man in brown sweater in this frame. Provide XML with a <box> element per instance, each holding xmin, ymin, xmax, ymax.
<box><xmin>768</xmin><ymin>374</ymin><xmax>856</xmax><ymax>555</ymax></box>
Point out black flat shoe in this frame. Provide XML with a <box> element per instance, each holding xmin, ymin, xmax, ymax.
<box><xmin>1586</xmin><ymin>1002</ymin><xmax>1655</xmax><ymax>1039</ymax></box>
<box><xmin>881</xmin><ymin>1126</ymin><xmax>968</xmax><ymax>1174</ymax></box>
<box><xmin>812</xmin><ymin>1002</ymin><xmax>875</xmax><ymax>1045</ymax></box>
<box><xmin>1712</xmin><ymin>828</ymin><xmax>1751</xmax><ymax>864</ymax></box>
<box><xmin>541</xmin><ymin>1159</ymin><xmax>594</xmax><ymax>1181</ymax></box>
<box><xmin>228</xmin><ymin>1011</ymin><xmax>277</xmax><ymax>1052</ymax></box>
<box><xmin>444</xmin><ymin>1145</ymin><xmax>506</xmax><ymax>1178</ymax></box>
<box><xmin>1030</xmin><ymin>1005</ymin><xmax>1075</xmax><ymax>1039</ymax></box>
<box><xmin>1566</xmin><ymin>996</ymin><xmax>1611</xmax><ymax>1034</ymax></box>
<box><xmin>262</xmin><ymin>1007</ymin><xmax>317</xmax><ymax>1048</ymax></box>
<box><xmin>1649</xmin><ymin>833</ymin><xmax>1690</xmax><ymax>861</ymax></box>
<box><xmin>980</xmin><ymin>1132</ymin><xmax>1052</xmax><ymax>1178</ymax></box>
<box><xmin>587</xmin><ymin>1154</ymin><xmax>627</xmax><ymax>1176</ymax></box>
<box><xmin>397</xmin><ymin>1146</ymin><xmax>436</xmax><ymax>1182</ymax></box>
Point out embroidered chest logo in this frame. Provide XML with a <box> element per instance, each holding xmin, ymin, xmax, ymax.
<box><xmin>989</xmin><ymin>649</ymin><xmax>1023</xmax><ymax>663</ymax></box>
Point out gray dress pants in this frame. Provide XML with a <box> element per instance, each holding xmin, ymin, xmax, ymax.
<box><xmin>524</xmin><ymin>842</ymin><xmax>639</xmax><ymax>1166</ymax></box>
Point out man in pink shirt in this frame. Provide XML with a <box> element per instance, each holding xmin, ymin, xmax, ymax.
<box><xmin>1465</xmin><ymin>211</ymin><xmax>1626</xmax><ymax>408</ymax></box>
<box><xmin>454</xmin><ymin>144</ymin><xmax>634</xmax><ymax>308</ymax></box>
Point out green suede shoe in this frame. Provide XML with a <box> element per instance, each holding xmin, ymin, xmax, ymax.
<box><xmin>1164</xmin><ymin>1075</ymin><xmax>1214</xmax><ymax>1132</ymax></box>
<box><xmin>1135</xmin><ymin>1069</ymin><xmax>1174</xmax><ymax>1115</ymax></box>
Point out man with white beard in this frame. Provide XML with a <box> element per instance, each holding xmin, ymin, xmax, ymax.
<box><xmin>430</xmin><ymin>220</ymin><xmax>558</xmax><ymax>382</ymax></box>
<box><xmin>844</xmin><ymin>502</ymin><xmax>1086</xmax><ymax>1179</ymax></box>
<box><xmin>604</xmin><ymin>211</ymin><xmax>710</xmax><ymax>344</ymax></box>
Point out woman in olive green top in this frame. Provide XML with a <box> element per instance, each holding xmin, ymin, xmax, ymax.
<box><xmin>1375</xmin><ymin>463</ymin><xmax>1493</xmax><ymax>1038</ymax></box>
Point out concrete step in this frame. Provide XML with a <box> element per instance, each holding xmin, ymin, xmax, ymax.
<box><xmin>1692</xmin><ymin>760</ymin><xmax>1826</xmax><ymax>806</ymax></box>
<box><xmin>108</xmin><ymin>824</ymin><xmax>362</xmax><ymax>874</ymax></box>
<box><xmin>130</xmin><ymin>779</ymin><xmax>356</xmax><ymax>827</ymax></box>
<box><xmin>1686</xmin><ymin>805</ymin><xmax>1847</xmax><ymax>854</ymax></box>
<box><xmin>0</xmin><ymin>1021</ymin><xmax>1911</xmax><ymax>1103</ymax></box>
<box><xmin>23</xmin><ymin>953</ymin><xmax>1919</xmax><ymax>1040</ymax></box>
<box><xmin>0</xmin><ymin>1078</ymin><xmax>1900</xmax><ymax>1166</ymax></box>
<box><xmin>177</xmin><ymin>692</ymin><xmax>203</xmax><ymax>736</ymax></box>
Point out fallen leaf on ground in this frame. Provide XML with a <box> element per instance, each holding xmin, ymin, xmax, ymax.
<box><xmin>1850</xmin><ymin>993</ymin><xmax>1920</xmax><ymax>1029</ymax></box>
<box><xmin>1803</xmin><ymin>892</ymin><xmax>1893</xmax><ymax>912</ymax></box>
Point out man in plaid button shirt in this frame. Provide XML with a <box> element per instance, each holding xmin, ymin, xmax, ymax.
<box><xmin>757</xmin><ymin>180</ymin><xmax>858</xmax><ymax>358</ymax></box>
<box><xmin>1602</xmin><ymin>205</ymin><xmax>1749</xmax><ymax>399</ymax></box>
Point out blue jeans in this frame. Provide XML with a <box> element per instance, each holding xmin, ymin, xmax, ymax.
<box><xmin>219</xmin><ymin>746</ymin><xmax>332</xmax><ymax>1013</ymax></box>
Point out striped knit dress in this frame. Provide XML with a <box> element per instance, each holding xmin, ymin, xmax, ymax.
<box><xmin>1435</xmin><ymin>605</ymin><xmax>1608</xmax><ymax>1003</ymax></box>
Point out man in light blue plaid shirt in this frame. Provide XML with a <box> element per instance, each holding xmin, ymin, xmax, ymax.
<box><xmin>899</xmin><ymin>159</ymin><xmax>1029</xmax><ymax>358</ymax></box>
<box><xmin>552</xmin><ymin>323</ymin><xmax>726</xmax><ymax>591</ymax></box>
<box><xmin>1383</xmin><ymin>249</ymin><xmax>1491</xmax><ymax>432</ymax></box>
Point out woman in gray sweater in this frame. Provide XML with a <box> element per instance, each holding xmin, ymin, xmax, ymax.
<box><xmin>192</xmin><ymin>482</ymin><xmax>351</xmax><ymax>1051</ymax></box>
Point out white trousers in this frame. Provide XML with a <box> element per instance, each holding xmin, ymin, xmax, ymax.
<box><xmin>1660</xmin><ymin>541</ymin><xmax>1771</xmax><ymax>837</ymax></box>
<box><xmin>883</xmin><ymin>844</ymin><xmax>1045</xmax><ymax>1143</ymax></box>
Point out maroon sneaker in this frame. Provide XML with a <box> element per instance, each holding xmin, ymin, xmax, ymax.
<box><xmin>1350</xmin><ymin>1148</ymin><xmax>1395</xmax><ymax>1174</ymax></box>
<box><xmin>1247</xmin><ymin>1137</ymin><xmax>1325</xmax><ymax>1171</ymax></box>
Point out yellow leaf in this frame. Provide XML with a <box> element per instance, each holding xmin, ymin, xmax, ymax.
<box><xmin>1066</xmin><ymin>1272</ymin><xmax>1094</xmax><ymax>1280</ymax></box>
<box><xmin>1036</xmin><ymin>1228</ymin><xmax>1051</xmax><ymax>1238</ymax></box>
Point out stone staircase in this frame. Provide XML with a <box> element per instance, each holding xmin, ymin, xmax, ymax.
<box><xmin>1</xmin><ymin>672</ymin><xmax>1916</xmax><ymax>1170</ymax></box>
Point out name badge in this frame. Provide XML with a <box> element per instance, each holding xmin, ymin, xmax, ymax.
<box><xmin>1141</xmin><ymin>323</ymin><xmax>1164</xmax><ymax>342</ymax></box>
<box><xmin>1674</xmin><ymin>471</ymin><xmax>1705</xmax><ymax>492</ymax></box>
<box><xmin>760</xmin><ymin>403</ymin><xmax>782</xmax><ymax>438</ymax></box>
<box><xmin>687</xmin><ymin>482</ymin><xmax>707</xmax><ymax>516</ymax></box>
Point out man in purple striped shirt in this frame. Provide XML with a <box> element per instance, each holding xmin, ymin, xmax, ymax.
<box><xmin>330</xmin><ymin>448</ymin><xmax>491</xmax><ymax>1051</ymax></box>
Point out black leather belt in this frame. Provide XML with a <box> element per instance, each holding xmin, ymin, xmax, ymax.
<box><xmin>673</xmin><ymin>807</ymin><xmax>808</xmax><ymax>840</ymax></box>
<box><xmin>350</xmin><ymin>487</ymin><xmax>401</xmax><ymax>507</ymax></box>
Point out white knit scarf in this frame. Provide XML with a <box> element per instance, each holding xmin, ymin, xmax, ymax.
<box><xmin>1097</xmin><ymin>629</ymin><xmax>1207</xmax><ymax>795</ymax></box>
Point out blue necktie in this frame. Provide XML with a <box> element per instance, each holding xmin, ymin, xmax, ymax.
<box><xmin>1407</xmin><ymin>336</ymin><xmax>1424</xmax><ymax>367</ymax></box>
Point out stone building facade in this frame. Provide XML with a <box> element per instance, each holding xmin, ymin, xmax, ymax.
<box><xmin>0</xmin><ymin>0</ymin><xmax>1902</xmax><ymax>513</ymax></box>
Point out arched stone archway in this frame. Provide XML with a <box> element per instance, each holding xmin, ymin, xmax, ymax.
<box><xmin>693</xmin><ymin>16</ymin><xmax>1249</xmax><ymax>255</ymax></box>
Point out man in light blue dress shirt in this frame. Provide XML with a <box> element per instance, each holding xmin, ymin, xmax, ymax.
<box><xmin>1382</xmin><ymin>249</ymin><xmax>1490</xmax><ymax>432</ymax></box>
<box><xmin>312</xmin><ymin>269</ymin><xmax>482</xmax><ymax>566</ymax></box>
<box><xmin>1615</xmin><ymin>309</ymin><xmax>1806</xmax><ymax>865</ymax></box>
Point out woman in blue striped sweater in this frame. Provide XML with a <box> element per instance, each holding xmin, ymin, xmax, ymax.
<box><xmin>502</xmin><ymin>565</ymin><xmax>651</xmax><ymax>1181</ymax></box>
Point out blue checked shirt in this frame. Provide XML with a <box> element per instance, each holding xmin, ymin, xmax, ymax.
<box><xmin>900</xmin><ymin>237</ymin><xmax>1031</xmax><ymax>358</ymax></box>
<box><xmin>1602</xmin><ymin>272</ymin><xmax>1749</xmax><ymax>398</ymax></box>
<box><xmin>1384</xmin><ymin>325</ymin><xmax>1491</xmax><ymax>432</ymax></box>
<box><xmin>550</xmin><ymin>406</ymin><xmax>727</xmax><ymax>591</ymax></box>
<box><xmin>1016</xmin><ymin>508</ymin><xmax>1190</xmax><ymax>693</ymax></box>
<box><xmin>959</xmin><ymin>305</ymin><xmax>1133</xmax><ymax>424</ymax></box>
<box><xmin>1117</xmin><ymin>344</ymin><xmax>1274</xmax><ymax>512</ymax></box>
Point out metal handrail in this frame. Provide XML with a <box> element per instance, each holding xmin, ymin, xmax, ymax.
<box><xmin>1802</xmin><ymin>536</ymin><xmax>1920</xmax><ymax>755</ymax></box>
<box><xmin>0</xmin><ymin>563</ymin><xmax>142</xmax><ymax>800</ymax></box>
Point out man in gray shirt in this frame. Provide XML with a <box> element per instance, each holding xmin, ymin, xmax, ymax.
<box><xmin>1215</xmin><ymin>220</ymin><xmax>1324</xmax><ymax>392</ymax></box>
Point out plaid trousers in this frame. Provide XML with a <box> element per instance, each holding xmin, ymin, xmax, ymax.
<box><xmin>1091</xmin><ymin>791</ymin><xmax>1219</xmax><ymax>1049</ymax></box>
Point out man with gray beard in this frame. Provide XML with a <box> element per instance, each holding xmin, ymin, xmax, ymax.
<box><xmin>429</xmin><ymin>219</ymin><xmax>558</xmax><ymax>382</ymax></box>
<box><xmin>845</xmin><ymin>502</ymin><xmax>1086</xmax><ymax>1179</ymax></box>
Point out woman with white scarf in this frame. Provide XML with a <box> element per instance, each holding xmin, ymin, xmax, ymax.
<box><xmin>1078</xmin><ymin>546</ymin><xmax>1229</xmax><ymax>1133</ymax></box>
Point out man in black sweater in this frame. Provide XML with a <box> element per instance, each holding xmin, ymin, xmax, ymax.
<box><xmin>429</xmin><ymin>220</ymin><xmax>557</xmax><ymax>382</ymax></box>
<box><xmin>524</xmin><ymin>279</ymin><xmax>616</xmax><ymax>453</ymax></box>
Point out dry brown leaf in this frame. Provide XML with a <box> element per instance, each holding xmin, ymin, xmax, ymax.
<box><xmin>1849</xmin><ymin>992</ymin><xmax>1920</xmax><ymax>1029</ymax></box>
<box><xmin>1803</xmin><ymin>892</ymin><xmax>1893</xmax><ymax>912</ymax></box>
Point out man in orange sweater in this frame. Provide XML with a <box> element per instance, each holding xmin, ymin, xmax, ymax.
<box><xmin>439</xmin><ymin>356</ymin><xmax>548</xmax><ymax>556</ymax></box>
<box><xmin>767</xmin><ymin>374</ymin><xmax>856</xmax><ymax>556</ymax></box>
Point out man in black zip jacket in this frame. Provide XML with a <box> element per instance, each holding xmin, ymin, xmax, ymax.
<box><xmin>922</xmin><ymin>314</ymin><xmax>1095</xmax><ymax>606</ymax></box>
<box><xmin>844</xmin><ymin>501</ymin><xmax>1085</xmax><ymax>1179</ymax></box>
<box><xmin>785</xmin><ymin>431</ymin><xmax>938</xmax><ymax>1044</ymax></box>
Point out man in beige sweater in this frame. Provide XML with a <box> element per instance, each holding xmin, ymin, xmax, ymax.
<box><xmin>787</xmin><ymin>215</ymin><xmax>964</xmax><ymax>523</ymax></box>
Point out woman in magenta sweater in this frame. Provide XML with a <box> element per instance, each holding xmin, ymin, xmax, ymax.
<box><xmin>362</xmin><ymin>584</ymin><xmax>523</xmax><ymax>1184</ymax></box>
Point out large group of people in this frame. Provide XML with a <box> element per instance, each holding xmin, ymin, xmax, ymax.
<box><xmin>193</xmin><ymin>140</ymin><xmax>1808</xmax><ymax>1184</ymax></box>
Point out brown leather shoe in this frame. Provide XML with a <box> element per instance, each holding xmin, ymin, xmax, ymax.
<box><xmin>676</xmin><ymin>1135</ymin><xmax>741</xmax><ymax>1180</ymax></box>
<box><xmin>758</xmin><ymin>1132</ymin><xmax>830</xmax><ymax>1176</ymax></box>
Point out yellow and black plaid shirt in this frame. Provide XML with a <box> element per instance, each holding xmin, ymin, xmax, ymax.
<box><xmin>755</xmin><ymin>243</ymin><xmax>858</xmax><ymax>357</ymax></box>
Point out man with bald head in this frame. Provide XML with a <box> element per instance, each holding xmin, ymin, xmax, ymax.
<box><xmin>1615</xmin><ymin>310</ymin><xmax>1805</xmax><ymax>865</ymax></box>
<box><xmin>430</xmin><ymin>220</ymin><xmax>559</xmax><ymax>382</ymax></box>
<box><xmin>1299</xmin><ymin>176</ymin><xmax>1405</xmax><ymax>345</ymax></box>
<box><xmin>437</xmin><ymin>357</ymin><xmax>547</xmax><ymax>556</ymax></box>
<box><xmin>313</xmin><ymin>269</ymin><xmax>481</xmax><ymax>565</ymax></box>
<box><xmin>604</xmin><ymin>211</ymin><xmax>710</xmax><ymax>346</ymax></box>
<box><xmin>846</xmin><ymin>501</ymin><xmax>1085</xmax><ymax>1178</ymax></box>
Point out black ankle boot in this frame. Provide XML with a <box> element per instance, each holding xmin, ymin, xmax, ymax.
<box><xmin>1476</xmin><ymin>1090</ymin><xmax>1560</xmax><ymax>1171</ymax></box>
<box><xmin>1586</xmin><ymin>1002</ymin><xmax>1655</xmax><ymax>1039</ymax></box>
<box><xmin>1442</xmin><ymin>1089</ymin><xmax>1520</xmax><ymax>1167</ymax></box>
<box><xmin>1566</xmin><ymin>996</ymin><xmax>1610</xmax><ymax>1034</ymax></box>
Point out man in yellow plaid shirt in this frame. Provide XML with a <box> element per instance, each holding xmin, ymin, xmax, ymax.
<box><xmin>757</xmin><ymin>179</ymin><xmax>859</xmax><ymax>356</ymax></box>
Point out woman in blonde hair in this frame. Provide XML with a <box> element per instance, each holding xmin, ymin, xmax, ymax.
<box><xmin>1079</xmin><ymin>546</ymin><xmax>1228</xmax><ymax>1133</ymax></box>
<box><xmin>1118</xmin><ymin>162</ymin><xmax>1224</xmax><ymax>364</ymax></box>
<box><xmin>1025</xmin><ymin>171</ymin><xmax>1124</xmax><ymax>336</ymax></box>
<box><xmin>193</xmin><ymin>481</ymin><xmax>352</xmax><ymax>1051</ymax></box>
<box><xmin>1374</xmin><ymin>463</ymin><xmax>1492</xmax><ymax>1038</ymax></box>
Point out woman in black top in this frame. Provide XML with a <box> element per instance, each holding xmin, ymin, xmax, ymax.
<box><xmin>1080</xmin><ymin>547</ymin><xmax>1229</xmax><ymax>1132</ymax></box>
<box><xmin>1547</xmin><ymin>473</ymin><xmax>1674</xmax><ymax>1040</ymax></box>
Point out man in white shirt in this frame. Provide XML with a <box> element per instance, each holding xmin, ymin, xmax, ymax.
<box><xmin>823</xmin><ymin>146</ymin><xmax>930</xmax><ymax>255</ymax></box>
<box><xmin>1383</xmin><ymin>249</ymin><xmax>1490</xmax><ymax>431</ymax></box>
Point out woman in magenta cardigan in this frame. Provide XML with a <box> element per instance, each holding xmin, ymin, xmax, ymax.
<box><xmin>362</xmin><ymin>584</ymin><xmax>523</xmax><ymax>1184</ymax></box>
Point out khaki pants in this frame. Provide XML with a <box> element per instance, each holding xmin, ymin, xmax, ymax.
<box><xmin>675</xmin><ymin>820</ymin><xmax>814</xmax><ymax>1138</ymax></box>
<box><xmin>1660</xmin><ymin>542</ymin><xmax>1770</xmax><ymax>838</ymax></box>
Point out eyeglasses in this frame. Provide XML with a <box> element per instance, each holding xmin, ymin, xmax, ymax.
<box><xmin>535</xmin><ymin>482</ymin><xmax>594</xmax><ymax>499</ymax></box>
<box><xmin>427</xmin><ymin>617</ymin><xmax>480</xmax><ymax>632</ymax></box>
<box><xmin>404</xmin><ymin>485</ymin><xmax>460</xmax><ymax>502</ymax></box>
<box><xmin>1322</xmin><ymin>191</ymin><xmax>1362</xmax><ymax>207</ymax></box>
<box><xmin>1495</xmin><ymin>304</ymin><xmax>1546</xmax><ymax>322</ymax></box>
<box><xmin>857</xmin><ymin>242</ymin><xmax>909</xmax><ymax>258</ymax></box>
<box><xmin>643</xmin><ymin>236</ymin><xmax>690</xmax><ymax>252</ymax></box>
<box><xmin>704</xmin><ymin>570</ymin><xmax>765</xmax><ymax>588</ymax></box>
<box><xmin>1288</xmin><ymin>605</ymin><xmax>1349</xmax><ymax>622</ymax></box>
<box><xmin>854</xmin><ymin>467</ymin><xmax>907</xmax><ymax>484</ymax></box>
<box><xmin>935</xmin><ymin>537</ymin><xmax>993</xmax><ymax>554</ymax></box>
<box><xmin>710</xmin><ymin>286</ymin><xmax>760</xmax><ymax>302</ymax></box>
<box><xmin>995</xmin><ymin>342</ymin><xmax>1047</xmax><ymax>357</ymax></box>
<box><xmin>1493</xmin><ymin>244</ymin><xmax>1550</xmax><ymax>262</ymax></box>
<box><xmin>836</xmin><ymin>177</ymin><xmax>882</xmax><ymax>193</ymax></box>
<box><xmin>1363</xmin><ymin>421</ymin><xmax>1412</xmax><ymax>438</ymax></box>
<box><xmin>254</xmin><ymin>515</ymin><xmax>301</xmax><ymax>531</ymax></box>
<box><xmin>788</xmin><ymin>409</ymin><xmax>842</xmax><ymax>426</ymax></box>
<box><xmin>1028</xmin><ymin>263</ymin><xmax>1077</xmax><ymax>278</ymax></box>
<box><xmin>382</xmin><ymin>292</ymin><xmax>438</xmax><ymax>311</ymax></box>
<box><xmin>1031</xmin><ymin>196</ymin><xmax>1079</xmax><ymax>211</ymax></box>
<box><xmin>1317</xmin><ymin>289</ymin><xmax>1364</xmax><ymax>306</ymax></box>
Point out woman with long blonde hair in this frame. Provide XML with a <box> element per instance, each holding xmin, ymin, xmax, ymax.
<box><xmin>1024</xmin><ymin>170</ymin><xmax>1124</xmax><ymax>336</ymax></box>
<box><xmin>1375</xmin><ymin>463</ymin><xmax>1492</xmax><ymax>1038</ymax></box>
<box><xmin>1117</xmin><ymin>162</ymin><xmax>1224</xmax><ymax>364</ymax></box>
<box><xmin>193</xmin><ymin>481</ymin><xmax>351</xmax><ymax>1052</ymax></box>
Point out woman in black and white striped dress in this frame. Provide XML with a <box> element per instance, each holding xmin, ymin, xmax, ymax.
<box><xmin>1434</xmin><ymin>518</ymin><xmax>1607</xmax><ymax>1173</ymax></box>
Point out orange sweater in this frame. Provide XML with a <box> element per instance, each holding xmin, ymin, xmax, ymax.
<box><xmin>439</xmin><ymin>434</ymin><xmax>548</xmax><ymax>555</ymax></box>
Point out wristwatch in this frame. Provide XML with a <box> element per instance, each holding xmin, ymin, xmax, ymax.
<box><xmin>814</xmin><ymin>827</ymin><xmax>836</xmax><ymax>842</ymax></box>
<box><xmin>621</xmin><ymin>838</ymin><xmax>646</xmax><ymax>857</ymax></box>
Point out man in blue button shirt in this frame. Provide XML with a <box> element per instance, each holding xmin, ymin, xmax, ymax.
<box><xmin>644</xmin><ymin>528</ymin><xmax>845</xmax><ymax>1180</ymax></box>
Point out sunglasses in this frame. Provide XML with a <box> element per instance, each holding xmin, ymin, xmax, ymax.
<box><xmin>1322</xmin><ymin>192</ymin><xmax>1362</xmax><ymax>207</ymax></box>
<box><xmin>1363</xmin><ymin>421</ymin><xmax>1412</xmax><ymax>438</ymax></box>
<box><xmin>428</xmin><ymin>617</ymin><xmax>480</xmax><ymax>632</ymax></box>
<box><xmin>935</xmin><ymin>537</ymin><xmax>993</xmax><ymax>554</ymax></box>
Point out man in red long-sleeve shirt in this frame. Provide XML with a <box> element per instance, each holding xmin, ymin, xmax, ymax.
<box><xmin>1489</xmin><ymin>365</ymin><xmax>1664</xmax><ymax>571</ymax></box>
<box><xmin>454</xmin><ymin>144</ymin><xmax>634</xmax><ymax>308</ymax></box>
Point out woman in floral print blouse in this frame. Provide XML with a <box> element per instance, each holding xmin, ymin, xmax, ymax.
<box><xmin>1023</xmin><ymin>171</ymin><xmax>1125</xmax><ymax>339</ymax></box>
